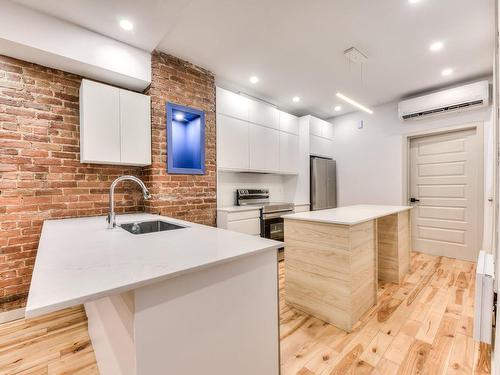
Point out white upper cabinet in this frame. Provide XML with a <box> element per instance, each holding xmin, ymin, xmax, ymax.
<box><xmin>216</xmin><ymin>87</ymin><xmax>249</xmax><ymax>121</ymax></box>
<box><xmin>120</xmin><ymin>89</ymin><xmax>151</xmax><ymax>166</ymax></box>
<box><xmin>216</xmin><ymin>86</ymin><xmax>304</xmax><ymax>174</ymax></box>
<box><xmin>322</xmin><ymin>122</ymin><xmax>334</xmax><ymax>140</ymax></box>
<box><xmin>307</xmin><ymin>115</ymin><xmax>333</xmax><ymax>158</ymax></box>
<box><xmin>309</xmin><ymin>116</ymin><xmax>323</xmax><ymax>137</ymax></box>
<box><xmin>279</xmin><ymin>132</ymin><xmax>299</xmax><ymax>174</ymax></box>
<box><xmin>80</xmin><ymin>79</ymin><xmax>121</xmax><ymax>164</ymax></box>
<box><xmin>217</xmin><ymin>114</ymin><xmax>249</xmax><ymax>170</ymax></box>
<box><xmin>310</xmin><ymin>135</ymin><xmax>333</xmax><ymax>158</ymax></box>
<box><xmin>248</xmin><ymin>99</ymin><xmax>279</xmax><ymax>129</ymax></box>
<box><xmin>279</xmin><ymin>111</ymin><xmax>299</xmax><ymax>135</ymax></box>
<box><xmin>249</xmin><ymin>124</ymin><xmax>280</xmax><ymax>172</ymax></box>
<box><xmin>80</xmin><ymin>79</ymin><xmax>151</xmax><ymax>166</ymax></box>
<box><xmin>309</xmin><ymin>115</ymin><xmax>333</xmax><ymax>139</ymax></box>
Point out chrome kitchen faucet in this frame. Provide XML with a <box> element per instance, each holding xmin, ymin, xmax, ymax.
<box><xmin>107</xmin><ymin>175</ymin><xmax>151</xmax><ymax>229</ymax></box>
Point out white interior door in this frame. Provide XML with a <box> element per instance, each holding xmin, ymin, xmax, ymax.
<box><xmin>409</xmin><ymin>127</ymin><xmax>483</xmax><ymax>261</ymax></box>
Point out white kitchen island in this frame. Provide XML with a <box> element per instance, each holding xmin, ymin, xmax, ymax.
<box><xmin>282</xmin><ymin>205</ymin><xmax>412</xmax><ymax>331</ymax></box>
<box><xmin>26</xmin><ymin>213</ymin><xmax>282</xmax><ymax>375</ymax></box>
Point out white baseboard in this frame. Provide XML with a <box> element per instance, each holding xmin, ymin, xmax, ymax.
<box><xmin>0</xmin><ymin>307</ymin><xmax>25</xmax><ymax>324</ymax></box>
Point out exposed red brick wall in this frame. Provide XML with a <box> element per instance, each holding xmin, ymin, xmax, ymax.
<box><xmin>0</xmin><ymin>55</ymin><xmax>146</xmax><ymax>311</ymax></box>
<box><xmin>143</xmin><ymin>52</ymin><xmax>216</xmax><ymax>225</ymax></box>
<box><xmin>0</xmin><ymin>51</ymin><xmax>217</xmax><ymax>312</ymax></box>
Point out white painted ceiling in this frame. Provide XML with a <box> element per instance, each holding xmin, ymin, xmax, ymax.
<box><xmin>11</xmin><ymin>0</ymin><xmax>189</xmax><ymax>51</ymax></box>
<box><xmin>14</xmin><ymin>0</ymin><xmax>495</xmax><ymax>118</ymax></box>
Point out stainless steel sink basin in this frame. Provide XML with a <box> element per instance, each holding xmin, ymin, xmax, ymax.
<box><xmin>120</xmin><ymin>220</ymin><xmax>186</xmax><ymax>235</ymax></box>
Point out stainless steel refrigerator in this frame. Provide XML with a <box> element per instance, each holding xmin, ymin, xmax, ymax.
<box><xmin>310</xmin><ymin>157</ymin><xmax>337</xmax><ymax>211</ymax></box>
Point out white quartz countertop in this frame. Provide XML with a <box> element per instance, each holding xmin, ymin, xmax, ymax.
<box><xmin>282</xmin><ymin>205</ymin><xmax>412</xmax><ymax>225</ymax></box>
<box><xmin>26</xmin><ymin>213</ymin><xmax>281</xmax><ymax>318</ymax></box>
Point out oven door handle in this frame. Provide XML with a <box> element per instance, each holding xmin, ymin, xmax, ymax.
<box><xmin>262</xmin><ymin>211</ymin><xmax>292</xmax><ymax>220</ymax></box>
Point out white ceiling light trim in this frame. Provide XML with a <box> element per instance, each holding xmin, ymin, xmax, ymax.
<box><xmin>429</xmin><ymin>41</ymin><xmax>444</xmax><ymax>52</ymax></box>
<box><xmin>292</xmin><ymin>96</ymin><xmax>300</xmax><ymax>103</ymax></box>
<box><xmin>336</xmin><ymin>93</ymin><xmax>374</xmax><ymax>114</ymax></box>
<box><xmin>249</xmin><ymin>75</ymin><xmax>259</xmax><ymax>84</ymax></box>
<box><xmin>119</xmin><ymin>19</ymin><xmax>134</xmax><ymax>31</ymax></box>
<box><xmin>441</xmin><ymin>68</ymin><xmax>454</xmax><ymax>76</ymax></box>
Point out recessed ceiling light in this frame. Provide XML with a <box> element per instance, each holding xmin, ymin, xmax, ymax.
<box><xmin>334</xmin><ymin>105</ymin><xmax>342</xmax><ymax>112</ymax></box>
<box><xmin>249</xmin><ymin>76</ymin><xmax>259</xmax><ymax>84</ymax></box>
<box><xmin>119</xmin><ymin>19</ymin><xmax>134</xmax><ymax>31</ymax></box>
<box><xmin>441</xmin><ymin>68</ymin><xmax>454</xmax><ymax>76</ymax></box>
<box><xmin>336</xmin><ymin>93</ymin><xmax>373</xmax><ymax>114</ymax></box>
<box><xmin>174</xmin><ymin>112</ymin><xmax>185</xmax><ymax>121</ymax></box>
<box><xmin>408</xmin><ymin>0</ymin><xmax>421</xmax><ymax>3</ymax></box>
<box><xmin>292</xmin><ymin>96</ymin><xmax>300</xmax><ymax>103</ymax></box>
<box><xmin>430</xmin><ymin>41</ymin><xmax>444</xmax><ymax>52</ymax></box>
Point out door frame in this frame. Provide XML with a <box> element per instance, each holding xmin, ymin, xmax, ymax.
<box><xmin>401</xmin><ymin>122</ymin><xmax>484</xmax><ymax>254</ymax></box>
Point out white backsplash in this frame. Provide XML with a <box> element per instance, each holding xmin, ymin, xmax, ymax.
<box><xmin>217</xmin><ymin>171</ymin><xmax>288</xmax><ymax>207</ymax></box>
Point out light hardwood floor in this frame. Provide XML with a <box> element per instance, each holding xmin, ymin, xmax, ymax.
<box><xmin>280</xmin><ymin>252</ymin><xmax>491</xmax><ymax>375</ymax></box>
<box><xmin>0</xmin><ymin>306</ymin><xmax>98</xmax><ymax>374</ymax></box>
<box><xmin>0</xmin><ymin>252</ymin><xmax>491</xmax><ymax>375</ymax></box>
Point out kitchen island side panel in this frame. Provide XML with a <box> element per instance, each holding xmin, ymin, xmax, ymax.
<box><xmin>133</xmin><ymin>249</ymin><xmax>279</xmax><ymax>375</ymax></box>
<box><xmin>377</xmin><ymin>210</ymin><xmax>411</xmax><ymax>283</ymax></box>
<box><xmin>84</xmin><ymin>292</ymin><xmax>136</xmax><ymax>375</ymax></box>
<box><xmin>284</xmin><ymin>219</ymin><xmax>376</xmax><ymax>331</ymax></box>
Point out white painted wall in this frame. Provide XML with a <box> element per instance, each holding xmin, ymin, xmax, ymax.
<box><xmin>329</xmin><ymin>92</ymin><xmax>494</xmax><ymax>253</ymax></box>
<box><xmin>0</xmin><ymin>0</ymin><xmax>151</xmax><ymax>90</ymax></box>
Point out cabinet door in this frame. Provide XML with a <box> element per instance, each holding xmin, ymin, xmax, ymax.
<box><xmin>249</xmin><ymin>124</ymin><xmax>280</xmax><ymax>172</ymax></box>
<box><xmin>217</xmin><ymin>114</ymin><xmax>249</xmax><ymax>170</ymax></box>
<box><xmin>227</xmin><ymin>218</ymin><xmax>260</xmax><ymax>236</ymax></box>
<box><xmin>310</xmin><ymin>135</ymin><xmax>332</xmax><ymax>158</ymax></box>
<box><xmin>309</xmin><ymin>116</ymin><xmax>323</xmax><ymax>137</ymax></box>
<box><xmin>279</xmin><ymin>111</ymin><xmax>299</xmax><ymax>135</ymax></box>
<box><xmin>80</xmin><ymin>79</ymin><xmax>120</xmax><ymax>164</ymax></box>
<box><xmin>248</xmin><ymin>99</ymin><xmax>279</xmax><ymax>129</ymax></box>
<box><xmin>322</xmin><ymin>122</ymin><xmax>334</xmax><ymax>140</ymax></box>
<box><xmin>216</xmin><ymin>87</ymin><xmax>248</xmax><ymax>120</ymax></box>
<box><xmin>279</xmin><ymin>132</ymin><xmax>299</xmax><ymax>174</ymax></box>
<box><xmin>120</xmin><ymin>89</ymin><xmax>151</xmax><ymax>166</ymax></box>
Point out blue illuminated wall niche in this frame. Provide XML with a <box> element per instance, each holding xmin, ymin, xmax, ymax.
<box><xmin>166</xmin><ymin>102</ymin><xmax>205</xmax><ymax>174</ymax></box>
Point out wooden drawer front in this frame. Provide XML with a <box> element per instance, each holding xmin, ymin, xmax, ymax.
<box><xmin>227</xmin><ymin>218</ymin><xmax>261</xmax><ymax>235</ymax></box>
<box><xmin>226</xmin><ymin>210</ymin><xmax>260</xmax><ymax>222</ymax></box>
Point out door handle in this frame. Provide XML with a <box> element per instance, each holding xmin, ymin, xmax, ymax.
<box><xmin>409</xmin><ymin>198</ymin><xmax>420</xmax><ymax>203</ymax></box>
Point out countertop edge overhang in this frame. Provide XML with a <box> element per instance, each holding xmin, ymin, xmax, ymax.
<box><xmin>282</xmin><ymin>204</ymin><xmax>413</xmax><ymax>226</ymax></box>
<box><xmin>25</xmin><ymin>213</ymin><xmax>282</xmax><ymax>319</ymax></box>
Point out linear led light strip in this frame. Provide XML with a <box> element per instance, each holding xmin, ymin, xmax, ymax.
<box><xmin>336</xmin><ymin>93</ymin><xmax>374</xmax><ymax>114</ymax></box>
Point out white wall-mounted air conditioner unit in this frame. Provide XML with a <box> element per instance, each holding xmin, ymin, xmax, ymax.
<box><xmin>398</xmin><ymin>81</ymin><xmax>490</xmax><ymax>121</ymax></box>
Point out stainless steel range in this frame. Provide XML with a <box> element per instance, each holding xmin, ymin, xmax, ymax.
<box><xmin>236</xmin><ymin>189</ymin><xmax>294</xmax><ymax>248</ymax></box>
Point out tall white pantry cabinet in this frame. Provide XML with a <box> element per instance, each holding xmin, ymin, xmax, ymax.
<box><xmin>79</xmin><ymin>79</ymin><xmax>151</xmax><ymax>166</ymax></box>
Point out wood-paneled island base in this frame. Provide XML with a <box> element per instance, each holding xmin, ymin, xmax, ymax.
<box><xmin>283</xmin><ymin>205</ymin><xmax>412</xmax><ymax>331</ymax></box>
